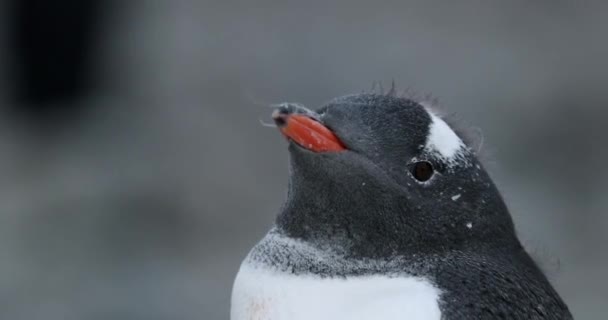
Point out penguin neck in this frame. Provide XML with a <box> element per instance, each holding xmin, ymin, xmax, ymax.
<box><xmin>275</xmin><ymin>170</ymin><xmax>521</xmax><ymax>260</ymax></box>
<box><xmin>275</xmin><ymin>169</ymin><xmax>428</xmax><ymax>259</ymax></box>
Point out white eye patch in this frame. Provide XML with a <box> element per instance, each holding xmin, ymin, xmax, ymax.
<box><xmin>423</xmin><ymin>110</ymin><xmax>470</xmax><ymax>168</ymax></box>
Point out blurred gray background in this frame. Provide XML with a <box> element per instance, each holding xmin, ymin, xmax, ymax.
<box><xmin>0</xmin><ymin>1</ymin><xmax>606</xmax><ymax>319</ymax></box>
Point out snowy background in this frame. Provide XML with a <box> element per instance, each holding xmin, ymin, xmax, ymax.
<box><xmin>1</xmin><ymin>1</ymin><xmax>606</xmax><ymax>319</ymax></box>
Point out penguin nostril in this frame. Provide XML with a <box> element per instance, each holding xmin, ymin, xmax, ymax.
<box><xmin>274</xmin><ymin>116</ymin><xmax>287</xmax><ymax>127</ymax></box>
<box><xmin>272</xmin><ymin>109</ymin><xmax>288</xmax><ymax>127</ymax></box>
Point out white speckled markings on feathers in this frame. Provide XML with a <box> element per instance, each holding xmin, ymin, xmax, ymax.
<box><xmin>230</xmin><ymin>231</ymin><xmax>442</xmax><ymax>320</ymax></box>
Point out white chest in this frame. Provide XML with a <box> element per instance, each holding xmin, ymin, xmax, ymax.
<box><xmin>231</xmin><ymin>263</ymin><xmax>442</xmax><ymax>320</ymax></box>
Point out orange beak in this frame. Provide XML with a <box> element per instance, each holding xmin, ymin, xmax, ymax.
<box><xmin>272</xmin><ymin>111</ymin><xmax>346</xmax><ymax>153</ymax></box>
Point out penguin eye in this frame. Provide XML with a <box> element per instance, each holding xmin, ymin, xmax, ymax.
<box><xmin>411</xmin><ymin>161</ymin><xmax>434</xmax><ymax>182</ymax></box>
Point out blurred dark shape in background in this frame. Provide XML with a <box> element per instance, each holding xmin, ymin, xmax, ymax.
<box><xmin>7</xmin><ymin>0</ymin><xmax>106</xmax><ymax>124</ymax></box>
<box><xmin>0</xmin><ymin>1</ymin><xmax>606</xmax><ymax>319</ymax></box>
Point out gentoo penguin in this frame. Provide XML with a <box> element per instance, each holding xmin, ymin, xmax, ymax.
<box><xmin>231</xmin><ymin>93</ymin><xmax>572</xmax><ymax>320</ymax></box>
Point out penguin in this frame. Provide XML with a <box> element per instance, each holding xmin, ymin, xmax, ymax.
<box><xmin>231</xmin><ymin>93</ymin><xmax>572</xmax><ymax>320</ymax></box>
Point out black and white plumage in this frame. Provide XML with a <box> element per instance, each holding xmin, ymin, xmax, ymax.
<box><xmin>231</xmin><ymin>93</ymin><xmax>572</xmax><ymax>320</ymax></box>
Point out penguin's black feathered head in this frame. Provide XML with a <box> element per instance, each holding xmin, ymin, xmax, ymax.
<box><xmin>273</xmin><ymin>93</ymin><xmax>519</xmax><ymax>259</ymax></box>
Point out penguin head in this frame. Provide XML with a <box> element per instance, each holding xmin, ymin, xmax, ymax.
<box><xmin>273</xmin><ymin>93</ymin><xmax>518</xmax><ymax>258</ymax></box>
